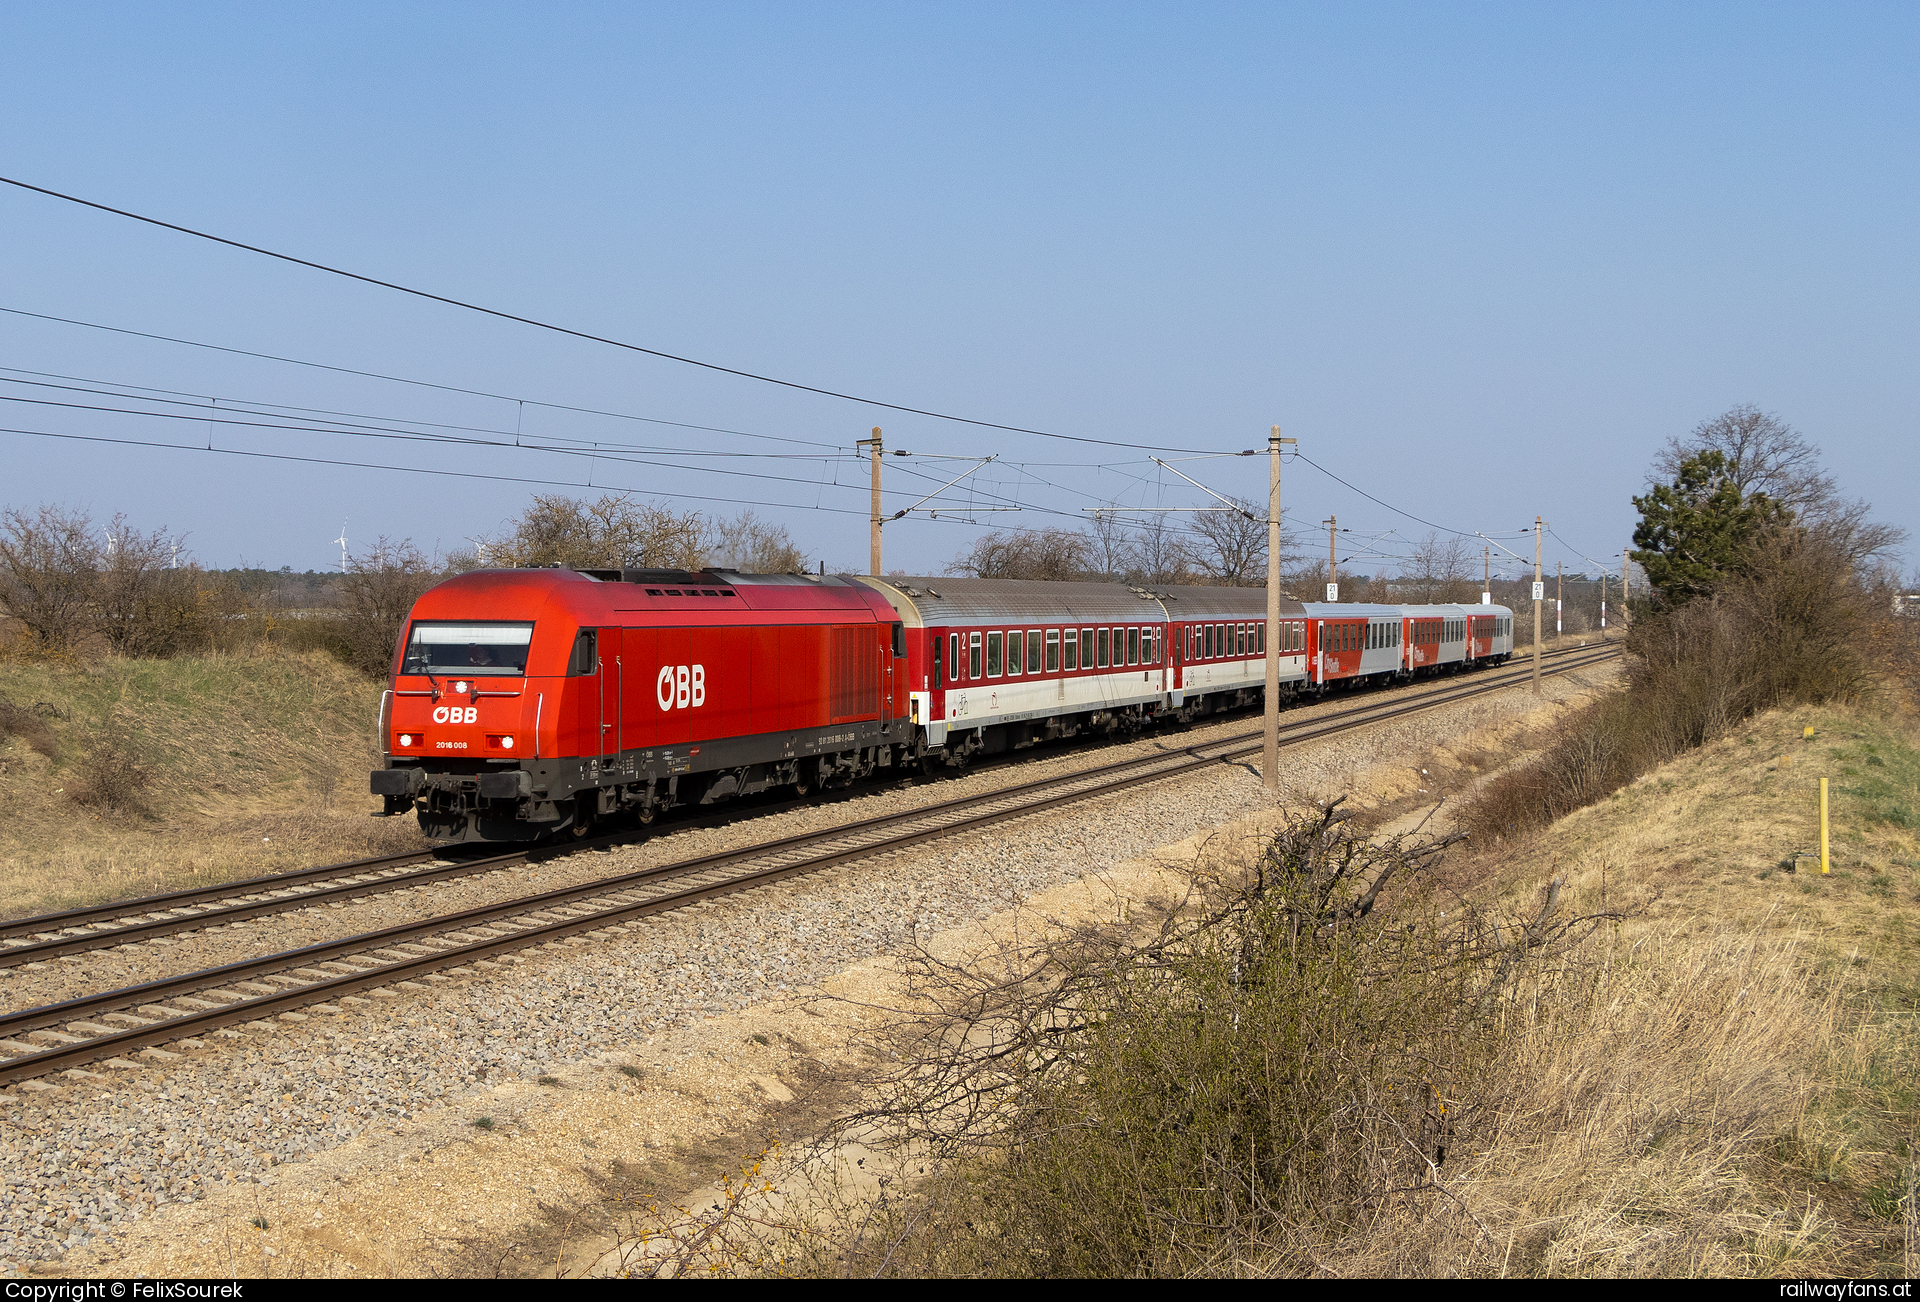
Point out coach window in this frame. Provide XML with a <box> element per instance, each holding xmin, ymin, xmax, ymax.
<box><xmin>1122</xmin><ymin>627</ymin><xmax>1135</xmax><ymax>665</ymax></box>
<box><xmin>1097</xmin><ymin>627</ymin><xmax>1110</xmax><ymax>668</ymax></box>
<box><xmin>969</xmin><ymin>632</ymin><xmax>982</xmax><ymax>679</ymax></box>
<box><xmin>949</xmin><ymin>633</ymin><xmax>959</xmax><ymax>682</ymax></box>
<box><xmin>1237</xmin><ymin>624</ymin><xmax>1247</xmax><ymax>656</ymax></box>
<box><xmin>1062</xmin><ymin>630</ymin><xmax>1077</xmax><ymax>671</ymax></box>
<box><xmin>1045</xmin><ymin>629</ymin><xmax>1060</xmax><ymax>672</ymax></box>
<box><xmin>987</xmin><ymin>631</ymin><xmax>1003</xmax><ymax>677</ymax></box>
<box><xmin>1028</xmin><ymin>630</ymin><xmax>1043</xmax><ymax>674</ymax></box>
<box><xmin>1079</xmin><ymin>628</ymin><xmax>1093</xmax><ymax>669</ymax></box>
<box><xmin>1008</xmin><ymin>631</ymin><xmax>1023</xmax><ymax>676</ymax></box>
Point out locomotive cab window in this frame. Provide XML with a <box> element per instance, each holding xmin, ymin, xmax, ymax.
<box><xmin>568</xmin><ymin>628</ymin><xmax>599</xmax><ymax>677</ymax></box>
<box><xmin>892</xmin><ymin>622</ymin><xmax>906</xmax><ymax>658</ymax></box>
<box><xmin>403</xmin><ymin>621</ymin><xmax>535</xmax><ymax>677</ymax></box>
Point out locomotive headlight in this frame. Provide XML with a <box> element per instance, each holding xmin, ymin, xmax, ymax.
<box><xmin>501</xmin><ymin>735</ymin><xmax>515</xmax><ymax>749</ymax></box>
<box><xmin>398</xmin><ymin>733</ymin><xmax>416</xmax><ymax>747</ymax></box>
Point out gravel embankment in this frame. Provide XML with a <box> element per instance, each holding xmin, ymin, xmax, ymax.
<box><xmin>0</xmin><ymin>662</ymin><xmax>1612</xmax><ymax>1269</ymax></box>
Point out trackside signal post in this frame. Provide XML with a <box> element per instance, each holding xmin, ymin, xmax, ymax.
<box><xmin>1265</xmin><ymin>426</ymin><xmax>1296</xmax><ymax>793</ymax></box>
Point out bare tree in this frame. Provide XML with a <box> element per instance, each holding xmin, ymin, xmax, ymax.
<box><xmin>946</xmin><ymin>528</ymin><xmax>1091</xmax><ymax>581</ymax></box>
<box><xmin>96</xmin><ymin>515</ymin><xmax>205</xmax><ymax>657</ymax></box>
<box><xmin>1398</xmin><ymin>531</ymin><xmax>1477</xmax><ymax>604</ymax></box>
<box><xmin>1655</xmin><ymin>405</ymin><xmax>1906</xmax><ymax>571</ymax></box>
<box><xmin>1188</xmin><ymin>496</ymin><xmax>1267</xmax><ymax>586</ymax></box>
<box><xmin>699</xmin><ymin>510</ymin><xmax>808</xmax><ymax>574</ymax></box>
<box><xmin>0</xmin><ymin>505</ymin><xmax>100</xmax><ymax>653</ymax></box>
<box><xmin>1084</xmin><ymin>509</ymin><xmax>1134</xmax><ymax>582</ymax></box>
<box><xmin>474</xmin><ymin>493</ymin><xmax>705</xmax><ymax>570</ymax></box>
<box><xmin>1653</xmin><ymin>406</ymin><xmax>1834</xmax><ymax>517</ymax></box>
<box><xmin>1127</xmin><ymin>513</ymin><xmax>1193</xmax><ymax>586</ymax></box>
<box><xmin>340</xmin><ymin>538</ymin><xmax>444</xmax><ymax>677</ymax></box>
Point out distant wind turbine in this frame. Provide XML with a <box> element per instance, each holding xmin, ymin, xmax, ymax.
<box><xmin>333</xmin><ymin>523</ymin><xmax>349</xmax><ymax>574</ymax></box>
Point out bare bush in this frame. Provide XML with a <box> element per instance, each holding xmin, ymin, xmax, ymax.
<box><xmin>339</xmin><ymin>539</ymin><xmax>445</xmax><ymax>677</ymax></box>
<box><xmin>66</xmin><ymin>736</ymin><xmax>154</xmax><ymax>816</ymax></box>
<box><xmin>0</xmin><ymin>698</ymin><xmax>62</xmax><ymax>761</ymax></box>
<box><xmin>814</xmin><ymin>803</ymin><xmax>1613</xmax><ymax>1277</ymax></box>
<box><xmin>473</xmin><ymin>492</ymin><xmax>704</xmax><ymax>570</ymax></box>
<box><xmin>701</xmin><ymin>509</ymin><xmax>809</xmax><ymax>574</ymax></box>
<box><xmin>1464</xmin><ymin>527</ymin><xmax>1883</xmax><ymax>843</ymax></box>
<box><xmin>0</xmin><ymin>504</ymin><xmax>100</xmax><ymax>654</ymax></box>
<box><xmin>948</xmin><ymin>528</ymin><xmax>1093</xmax><ymax>581</ymax></box>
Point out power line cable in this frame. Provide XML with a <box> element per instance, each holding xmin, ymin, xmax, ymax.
<box><xmin>0</xmin><ymin>305</ymin><xmax>840</xmax><ymax>450</ymax></box>
<box><xmin>0</xmin><ymin>370</ymin><xmax>855</xmax><ymax>460</ymax></box>
<box><xmin>0</xmin><ymin>392</ymin><xmax>889</xmax><ymax>499</ymax></box>
<box><xmin>0</xmin><ymin>177</ymin><xmax>1229</xmax><ymax>454</ymax></box>
<box><xmin>0</xmin><ymin>424</ymin><xmax>876</xmax><ymax>520</ymax></box>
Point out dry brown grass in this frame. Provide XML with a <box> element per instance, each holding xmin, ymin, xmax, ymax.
<box><xmin>0</xmin><ymin>644</ymin><xmax>431</xmax><ymax>918</ymax></box>
<box><xmin>709</xmin><ymin>700</ymin><xmax>1920</xmax><ymax>1278</ymax></box>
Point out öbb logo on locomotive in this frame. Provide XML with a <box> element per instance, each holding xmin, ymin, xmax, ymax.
<box><xmin>655</xmin><ymin>663</ymin><xmax>707</xmax><ymax>711</ymax></box>
<box><xmin>431</xmin><ymin>705</ymin><xmax>479</xmax><ymax>723</ymax></box>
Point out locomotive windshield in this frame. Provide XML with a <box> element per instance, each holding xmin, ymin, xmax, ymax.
<box><xmin>402</xmin><ymin>621</ymin><xmax>535</xmax><ymax>676</ymax></box>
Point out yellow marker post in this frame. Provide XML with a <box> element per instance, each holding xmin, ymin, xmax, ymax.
<box><xmin>1820</xmin><ymin>776</ymin><xmax>1830</xmax><ymax>874</ymax></box>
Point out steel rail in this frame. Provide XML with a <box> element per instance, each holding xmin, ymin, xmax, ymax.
<box><xmin>0</xmin><ymin>645</ymin><xmax>1617</xmax><ymax>1085</ymax></box>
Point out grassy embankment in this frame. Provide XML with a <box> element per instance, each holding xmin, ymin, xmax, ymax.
<box><xmin>0</xmin><ymin>648</ymin><xmax>428</xmax><ymax>919</ymax></box>
<box><xmin>652</xmin><ymin>697</ymin><xmax>1918</xmax><ymax>1279</ymax></box>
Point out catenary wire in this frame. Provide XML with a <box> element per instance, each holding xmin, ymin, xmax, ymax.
<box><xmin>0</xmin><ymin>177</ymin><xmax>1231</xmax><ymax>455</ymax></box>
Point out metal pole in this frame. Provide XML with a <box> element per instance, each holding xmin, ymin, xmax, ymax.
<box><xmin>1483</xmin><ymin>546</ymin><xmax>1490</xmax><ymax>604</ymax></box>
<box><xmin>1264</xmin><ymin>426</ymin><xmax>1295</xmax><ymax>794</ymax></box>
<box><xmin>1533</xmin><ymin>516</ymin><xmax>1543</xmax><ymax>694</ymax></box>
<box><xmin>1557</xmin><ymin>561</ymin><xmax>1563</xmax><ymax>637</ymax></box>
<box><xmin>862</xmin><ymin>427</ymin><xmax>883</xmax><ymax>576</ymax></box>
<box><xmin>1327</xmin><ymin>514</ymin><xmax>1337</xmax><ymax>601</ymax></box>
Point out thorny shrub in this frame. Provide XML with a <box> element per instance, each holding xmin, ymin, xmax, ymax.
<box><xmin>65</xmin><ymin>735</ymin><xmax>155</xmax><ymax>816</ymax></box>
<box><xmin>778</xmin><ymin>802</ymin><xmax>1617</xmax><ymax>1277</ymax></box>
<box><xmin>0</xmin><ymin>697</ymin><xmax>63</xmax><ymax>761</ymax></box>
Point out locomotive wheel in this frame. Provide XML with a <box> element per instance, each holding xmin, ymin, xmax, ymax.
<box><xmin>792</xmin><ymin>779</ymin><xmax>812</xmax><ymax>798</ymax></box>
<box><xmin>567</xmin><ymin>802</ymin><xmax>594</xmax><ymax>840</ymax></box>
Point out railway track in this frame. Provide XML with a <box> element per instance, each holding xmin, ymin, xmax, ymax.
<box><xmin>0</xmin><ymin>638</ymin><xmax>1614</xmax><ymax>966</ymax></box>
<box><xmin>0</xmin><ymin>643</ymin><xmax>1618</xmax><ymax>1087</ymax></box>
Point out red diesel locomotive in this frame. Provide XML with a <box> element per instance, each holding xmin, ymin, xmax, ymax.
<box><xmin>371</xmin><ymin>566</ymin><xmax>1512</xmax><ymax>844</ymax></box>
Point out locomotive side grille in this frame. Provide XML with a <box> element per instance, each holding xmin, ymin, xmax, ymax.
<box><xmin>830</xmin><ymin>626</ymin><xmax>878</xmax><ymax>721</ymax></box>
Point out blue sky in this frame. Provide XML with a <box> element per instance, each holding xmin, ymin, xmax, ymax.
<box><xmin>3</xmin><ymin>3</ymin><xmax>1914</xmax><ymax>581</ymax></box>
